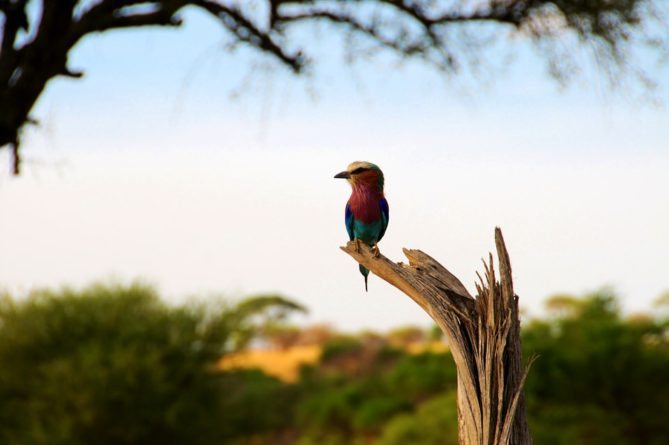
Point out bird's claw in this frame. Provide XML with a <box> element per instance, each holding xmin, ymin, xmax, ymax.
<box><xmin>353</xmin><ymin>239</ymin><xmax>380</xmax><ymax>257</ymax></box>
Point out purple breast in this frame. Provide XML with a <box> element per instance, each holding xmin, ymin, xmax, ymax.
<box><xmin>348</xmin><ymin>188</ymin><xmax>382</xmax><ymax>224</ymax></box>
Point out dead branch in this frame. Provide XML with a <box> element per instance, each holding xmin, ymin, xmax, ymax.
<box><xmin>341</xmin><ymin>227</ymin><xmax>534</xmax><ymax>445</ymax></box>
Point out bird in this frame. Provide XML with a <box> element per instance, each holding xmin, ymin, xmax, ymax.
<box><xmin>334</xmin><ymin>161</ymin><xmax>389</xmax><ymax>291</ymax></box>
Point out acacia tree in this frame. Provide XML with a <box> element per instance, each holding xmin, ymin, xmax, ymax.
<box><xmin>0</xmin><ymin>0</ymin><xmax>666</xmax><ymax>174</ymax></box>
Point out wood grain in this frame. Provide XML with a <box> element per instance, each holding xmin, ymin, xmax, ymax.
<box><xmin>341</xmin><ymin>228</ymin><xmax>533</xmax><ymax>445</ymax></box>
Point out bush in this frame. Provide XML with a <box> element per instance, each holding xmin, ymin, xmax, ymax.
<box><xmin>523</xmin><ymin>290</ymin><xmax>669</xmax><ymax>445</ymax></box>
<box><xmin>0</xmin><ymin>283</ymin><xmax>301</xmax><ymax>445</ymax></box>
<box><xmin>375</xmin><ymin>392</ymin><xmax>458</xmax><ymax>445</ymax></box>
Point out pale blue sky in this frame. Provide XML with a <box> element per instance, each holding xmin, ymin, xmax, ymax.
<box><xmin>1</xmin><ymin>9</ymin><xmax>668</xmax><ymax>330</ymax></box>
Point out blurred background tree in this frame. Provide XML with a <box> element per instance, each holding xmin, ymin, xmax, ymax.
<box><xmin>375</xmin><ymin>392</ymin><xmax>459</xmax><ymax>445</ymax></box>
<box><xmin>0</xmin><ymin>283</ymin><xmax>304</xmax><ymax>445</ymax></box>
<box><xmin>1</xmin><ymin>0</ymin><xmax>667</xmax><ymax>173</ymax></box>
<box><xmin>0</xmin><ymin>283</ymin><xmax>667</xmax><ymax>444</ymax></box>
<box><xmin>523</xmin><ymin>289</ymin><xmax>669</xmax><ymax>445</ymax></box>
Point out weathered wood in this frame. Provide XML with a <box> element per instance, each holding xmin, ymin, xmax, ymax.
<box><xmin>341</xmin><ymin>228</ymin><xmax>533</xmax><ymax>445</ymax></box>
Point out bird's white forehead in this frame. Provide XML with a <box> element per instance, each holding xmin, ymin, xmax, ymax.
<box><xmin>347</xmin><ymin>161</ymin><xmax>376</xmax><ymax>172</ymax></box>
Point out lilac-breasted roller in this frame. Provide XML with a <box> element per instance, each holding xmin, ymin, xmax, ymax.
<box><xmin>334</xmin><ymin>161</ymin><xmax>389</xmax><ymax>291</ymax></box>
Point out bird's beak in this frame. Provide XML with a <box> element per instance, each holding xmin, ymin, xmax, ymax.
<box><xmin>334</xmin><ymin>171</ymin><xmax>350</xmax><ymax>179</ymax></box>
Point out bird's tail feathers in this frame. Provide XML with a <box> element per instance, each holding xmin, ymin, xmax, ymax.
<box><xmin>359</xmin><ymin>264</ymin><xmax>369</xmax><ymax>292</ymax></box>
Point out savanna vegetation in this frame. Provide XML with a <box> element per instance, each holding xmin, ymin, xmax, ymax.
<box><xmin>0</xmin><ymin>283</ymin><xmax>667</xmax><ymax>444</ymax></box>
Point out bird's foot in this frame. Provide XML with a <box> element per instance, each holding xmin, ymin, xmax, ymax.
<box><xmin>372</xmin><ymin>243</ymin><xmax>381</xmax><ymax>258</ymax></box>
<box><xmin>354</xmin><ymin>238</ymin><xmax>362</xmax><ymax>254</ymax></box>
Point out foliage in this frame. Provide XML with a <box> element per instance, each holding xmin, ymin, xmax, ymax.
<box><xmin>296</xmin><ymin>337</ymin><xmax>456</xmax><ymax>443</ymax></box>
<box><xmin>386</xmin><ymin>352</ymin><xmax>457</xmax><ymax>401</ymax></box>
<box><xmin>1</xmin><ymin>283</ymin><xmax>668</xmax><ymax>444</ymax></box>
<box><xmin>298</xmin><ymin>290</ymin><xmax>669</xmax><ymax>445</ymax></box>
<box><xmin>2</xmin><ymin>1</ymin><xmax>667</xmax><ymax>173</ymax></box>
<box><xmin>523</xmin><ymin>289</ymin><xmax>669</xmax><ymax>445</ymax></box>
<box><xmin>228</xmin><ymin>293</ymin><xmax>307</xmax><ymax>350</ymax></box>
<box><xmin>320</xmin><ymin>335</ymin><xmax>366</xmax><ymax>362</ymax></box>
<box><xmin>428</xmin><ymin>324</ymin><xmax>444</xmax><ymax>341</ymax></box>
<box><xmin>0</xmin><ymin>283</ymin><xmax>303</xmax><ymax>445</ymax></box>
<box><xmin>219</xmin><ymin>369</ymin><xmax>297</xmax><ymax>441</ymax></box>
<box><xmin>375</xmin><ymin>391</ymin><xmax>459</xmax><ymax>445</ymax></box>
<box><xmin>387</xmin><ymin>325</ymin><xmax>426</xmax><ymax>346</ymax></box>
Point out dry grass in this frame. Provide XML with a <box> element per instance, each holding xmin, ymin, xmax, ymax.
<box><xmin>219</xmin><ymin>345</ymin><xmax>322</xmax><ymax>383</ymax></box>
<box><xmin>219</xmin><ymin>341</ymin><xmax>448</xmax><ymax>383</ymax></box>
<box><xmin>405</xmin><ymin>340</ymin><xmax>449</xmax><ymax>354</ymax></box>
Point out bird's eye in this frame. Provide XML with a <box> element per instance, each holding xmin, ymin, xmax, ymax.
<box><xmin>351</xmin><ymin>167</ymin><xmax>367</xmax><ymax>175</ymax></box>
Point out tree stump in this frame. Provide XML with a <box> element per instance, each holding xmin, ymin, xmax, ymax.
<box><xmin>341</xmin><ymin>228</ymin><xmax>533</xmax><ymax>445</ymax></box>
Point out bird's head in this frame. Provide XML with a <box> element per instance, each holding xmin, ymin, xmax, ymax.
<box><xmin>334</xmin><ymin>161</ymin><xmax>384</xmax><ymax>193</ymax></box>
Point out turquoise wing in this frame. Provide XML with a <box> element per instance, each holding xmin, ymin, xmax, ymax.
<box><xmin>345</xmin><ymin>203</ymin><xmax>354</xmax><ymax>241</ymax></box>
<box><xmin>378</xmin><ymin>197</ymin><xmax>389</xmax><ymax>241</ymax></box>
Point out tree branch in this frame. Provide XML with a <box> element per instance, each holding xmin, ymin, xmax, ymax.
<box><xmin>0</xmin><ymin>0</ymin><xmax>28</xmax><ymax>84</ymax></box>
<box><xmin>341</xmin><ymin>228</ymin><xmax>534</xmax><ymax>444</ymax></box>
<box><xmin>72</xmin><ymin>2</ymin><xmax>183</xmax><ymax>37</ymax></box>
<box><xmin>278</xmin><ymin>10</ymin><xmax>437</xmax><ymax>62</ymax></box>
<box><xmin>195</xmin><ymin>0</ymin><xmax>305</xmax><ymax>73</ymax></box>
<box><xmin>1</xmin><ymin>0</ymin><xmax>665</xmax><ymax>175</ymax></box>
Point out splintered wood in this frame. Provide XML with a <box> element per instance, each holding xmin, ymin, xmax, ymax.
<box><xmin>341</xmin><ymin>228</ymin><xmax>533</xmax><ymax>445</ymax></box>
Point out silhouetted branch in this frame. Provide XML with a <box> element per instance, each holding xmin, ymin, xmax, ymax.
<box><xmin>195</xmin><ymin>0</ymin><xmax>305</xmax><ymax>72</ymax></box>
<box><xmin>1</xmin><ymin>0</ymin><xmax>666</xmax><ymax>174</ymax></box>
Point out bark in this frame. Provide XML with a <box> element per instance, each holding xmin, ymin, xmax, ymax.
<box><xmin>341</xmin><ymin>228</ymin><xmax>534</xmax><ymax>445</ymax></box>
